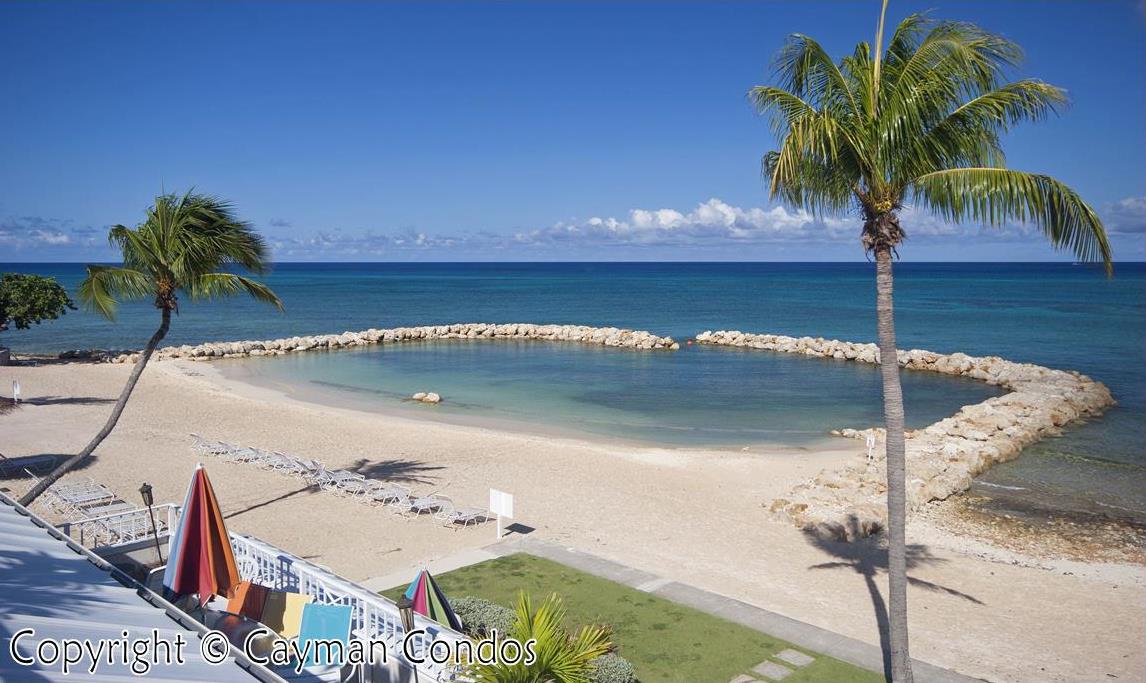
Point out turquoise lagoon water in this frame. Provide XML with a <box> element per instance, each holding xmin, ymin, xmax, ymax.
<box><xmin>3</xmin><ymin>262</ymin><xmax>1144</xmax><ymax>521</ymax></box>
<box><xmin>217</xmin><ymin>339</ymin><xmax>1004</xmax><ymax>447</ymax></box>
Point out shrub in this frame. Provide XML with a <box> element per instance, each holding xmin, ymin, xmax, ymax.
<box><xmin>452</xmin><ymin>596</ymin><xmax>516</xmax><ymax>637</ymax></box>
<box><xmin>0</xmin><ymin>273</ymin><xmax>75</xmax><ymax>334</ymax></box>
<box><xmin>590</xmin><ymin>652</ymin><xmax>637</xmax><ymax>683</ymax></box>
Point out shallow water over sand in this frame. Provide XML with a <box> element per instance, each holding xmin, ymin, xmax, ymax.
<box><xmin>219</xmin><ymin>339</ymin><xmax>1005</xmax><ymax>448</ymax></box>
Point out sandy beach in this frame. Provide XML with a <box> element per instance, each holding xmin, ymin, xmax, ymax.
<box><xmin>2</xmin><ymin>357</ymin><xmax>1143</xmax><ymax>683</ymax></box>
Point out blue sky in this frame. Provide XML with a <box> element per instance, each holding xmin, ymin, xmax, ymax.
<box><xmin>1</xmin><ymin>0</ymin><xmax>1143</xmax><ymax>262</ymax></box>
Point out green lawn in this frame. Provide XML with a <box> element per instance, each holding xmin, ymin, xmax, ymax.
<box><xmin>382</xmin><ymin>553</ymin><xmax>882</xmax><ymax>683</ymax></box>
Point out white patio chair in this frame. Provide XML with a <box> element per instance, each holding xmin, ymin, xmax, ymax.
<box><xmin>384</xmin><ymin>490</ymin><xmax>415</xmax><ymax>514</ymax></box>
<box><xmin>367</xmin><ymin>483</ymin><xmax>410</xmax><ymax>506</ymax></box>
<box><xmin>440</xmin><ymin>506</ymin><xmax>490</xmax><ymax>529</ymax></box>
<box><xmin>336</xmin><ymin>477</ymin><xmax>374</xmax><ymax>498</ymax></box>
<box><xmin>265</xmin><ymin>452</ymin><xmax>307</xmax><ymax>475</ymax></box>
<box><xmin>409</xmin><ymin>494</ymin><xmax>451</xmax><ymax>517</ymax></box>
<box><xmin>52</xmin><ymin>485</ymin><xmax>115</xmax><ymax>510</ymax></box>
<box><xmin>227</xmin><ymin>447</ymin><xmax>264</xmax><ymax>464</ymax></box>
<box><xmin>82</xmin><ymin>501</ymin><xmax>136</xmax><ymax>517</ymax></box>
<box><xmin>323</xmin><ymin>471</ymin><xmax>366</xmax><ymax>496</ymax></box>
<box><xmin>302</xmin><ymin>462</ymin><xmax>335</xmax><ymax>487</ymax></box>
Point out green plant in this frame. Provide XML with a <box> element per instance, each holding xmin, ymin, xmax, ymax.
<box><xmin>589</xmin><ymin>653</ymin><xmax>636</xmax><ymax>683</ymax></box>
<box><xmin>465</xmin><ymin>592</ymin><xmax>612</xmax><ymax>683</ymax></box>
<box><xmin>454</xmin><ymin>596</ymin><xmax>517</xmax><ymax>637</ymax></box>
<box><xmin>18</xmin><ymin>191</ymin><xmax>282</xmax><ymax>506</ymax></box>
<box><xmin>0</xmin><ymin>273</ymin><xmax>75</xmax><ymax>334</ymax></box>
<box><xmin>389</xmin><ymin>553</ymin><xmax>881</xmax><ymax>682</ymax></box>
<box><xmin>750</xmin><ymin>3</ymin><xmax>1112</xmax><ymax>681</ymax></box>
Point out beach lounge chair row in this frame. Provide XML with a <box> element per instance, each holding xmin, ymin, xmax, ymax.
<box><xmin>25</xmin><ymin>470</ymin><xmax>166</xmax><ymax>546</ymax></box>
<box><xmin>189</xmin><ymin>434</ymin><xmax>491</xmax><ymax>529</ymax></box>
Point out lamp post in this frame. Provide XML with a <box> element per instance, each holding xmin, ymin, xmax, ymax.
<box><xmin>139</xmin><ymin>483</ymin><xmax>164</xmax><ymax>565</ymax></box>
<box><xmin>397</xmin><ymin>594</ymin><xmax>415</xmax><ymax>632</ymax></box>
<box><xmin>397</xmin><ymin>594</ymin><xmax>419</xmax><ymax>681</ymax></box>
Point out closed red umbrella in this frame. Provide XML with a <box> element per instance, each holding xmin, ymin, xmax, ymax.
<box><xmin>162</xmin><ymin>464</ymin><xmax>240</xmax><ymax>606</ymax></box>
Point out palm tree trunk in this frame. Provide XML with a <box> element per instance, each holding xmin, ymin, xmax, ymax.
<box><xmin>874</xmin><ymin>246</ymin><xmax>913</xmax><ymax>683</ymax></box>
<box><xmin>18</xmin><ymin>307</ymin><xmax>172</xmax><ymax>507</ymax></box>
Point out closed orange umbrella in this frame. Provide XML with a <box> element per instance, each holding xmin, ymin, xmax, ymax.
<box><xmin>162</xmin><ymin>464</ymin><xmax>240</xmax><ymax>606</ymax></box>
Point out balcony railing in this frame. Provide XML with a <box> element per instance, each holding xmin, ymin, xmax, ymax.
<box><xmin>230</xmin><ymin>533</ymin><xmax>467</xmax><ymax>682</ymax></box>
<box><xmin>79</xmin><ymin>504</ymin><xmax>468</xmax><ymax>682</ymax></box>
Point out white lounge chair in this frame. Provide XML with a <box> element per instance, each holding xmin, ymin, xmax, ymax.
<box><xmin>320</xmin><ymin>470</ymin><xmax>364</xmax><ymax>494</ymax></box>
<box><xmin>440</xmin><ymin>506</ymin><xmax>490</xmax><ymax>529</ymax></box>
<box><xmin>368</xmin><ymin>483</ymin><xmax>410</xmax><ymax>506</ymax></box>
<box><xmin>408</xmin><ymin>494</ymin><xmax>451</xmax><ymax>516</ymax></box>
<box><xmin>325</xmin><ymin>472</ymin><xmax>369</xmax><ymax>497</ymax></box>
<box><xmin>48</xmin><ymin>484</ymin><xmax>115</xmax><ymax>512</ymax></box>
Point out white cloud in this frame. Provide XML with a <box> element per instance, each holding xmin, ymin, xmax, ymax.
<box><xmin>515</xmin><ymin>198</ymin><xmax>841</xmax><ymax>246</ymax></box>
<box><xmin>512</xmin><ymin>195</ymin><xmax>1145</xmax><ymax>249</ymax></box>
<box><xmin>1103</xmin><ymin>196</ymin><xmax>1146</xmax><ymax>234</ymax></box>
<box><xmin>513</xmin><ymin>198</ymin><xmax>968</xmax><ymax>246</ymax></box>
<box><xmin>0</xmin><ymin>216</ymin><xmax>98</xmax><ymax>249</ymax></box>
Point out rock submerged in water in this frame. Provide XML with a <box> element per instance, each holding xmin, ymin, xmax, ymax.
<box><xmin>698</xmin><ymin>329</ymin><xmax>1116</xmax><ymax>541</ymax></box>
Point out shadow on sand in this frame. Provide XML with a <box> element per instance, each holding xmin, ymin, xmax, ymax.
<box><xmin>224</xmin><ymin>485</ymin><xmax>318</xmax><ymax>520</ymax></box>
<box><xmin>22</xmin><ymin>396</ymin><xmax>116</xmax><ymax>407</ymax></box>
<box><xmin>0</xmin><ymin>453</ymin><xmax>99</xmax><ymax>481</ymax></box>
<box><xmin>345</xmin><ymin>457</ymin><xmax>444</xmax><ymax>485</ymax></box>
<box><xmin>803</xmin><ymin>515</ymin><xmax>984</xmax><ymax>681</ymax></box>
<box><xmin>224</xmin><ymin>457</ymin><xmax>444</xmax><ymax>520</ymax></box>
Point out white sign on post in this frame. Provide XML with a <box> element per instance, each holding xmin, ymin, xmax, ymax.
<box><xmin>489</xmin><ymin>488</ymin><xmax>514</xmax><ymax>540</ymax></box>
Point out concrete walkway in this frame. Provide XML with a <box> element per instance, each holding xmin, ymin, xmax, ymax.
<box><xmin>360</xmin><ymin>547</ymin><xmax>499</xmax><ymax>593</ymax></box>
<box><xmin>364</xmin><ymin>535</ymin><xmax>982</xmax><ymax>683</ymax></box>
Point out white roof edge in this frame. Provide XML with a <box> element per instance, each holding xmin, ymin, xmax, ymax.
<box><xmin>0</xmin><ymin>490</ymin><xmax>288</xmax><ymax>683</ymax></box>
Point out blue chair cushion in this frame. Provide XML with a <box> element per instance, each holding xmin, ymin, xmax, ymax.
<box><xmin>297</xmin><ymin>603</ymin><xmax>353</xmax><ymax>667</ymax></box>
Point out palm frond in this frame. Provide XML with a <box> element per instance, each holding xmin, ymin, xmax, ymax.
<box><xmin>188</xmin><ymin>273</ymin><xmax>284</xmax><ymax>310</ymax></box>
<box><xmin>748</xmin><ymin>86</ymin><xmax>817</xmax><ymax>138</ymax></box>
<box><xmin>773</xmin><ymin>33</ymin><xmax>861</xmax><ymax>116</ymax></box>
<box><xmin>891</xmin><ymin>79</ymin><xmax>1067</xmax><ymax>183</ymax></box>
<box><xmin>77</xmin><ymin>266</ymin><xmax>151</xmax><ymax>320</ymax></box>
<box><xmin>911</xmin><ymin>168</ymin><xmax>1112</xmax><ymax>273</ymax></box>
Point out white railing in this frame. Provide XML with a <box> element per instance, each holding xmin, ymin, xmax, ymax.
<box><xmin>79</xmin><ymin>505</ymin><xmax>468</xmax><ymax>680</ymax></box>
<box><xmin>61</xmin><ymin>503</ymin><xmax>177</xmax><ymax>548</ymax></box>
<box><xmin>230</xmin><ymin>532</ymin><xmax>468</xmax><ymax>682</ymax></box>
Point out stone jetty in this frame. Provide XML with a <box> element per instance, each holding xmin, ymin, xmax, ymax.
<box><xmin>695</xmin><ymin>330</ymin><xmax>1115</xmax><ymax>540</ymax></box>
<box><xmin>94</xmin><ymin>323</ymin><xmax>679</xmax><ymax>365</ymax></box>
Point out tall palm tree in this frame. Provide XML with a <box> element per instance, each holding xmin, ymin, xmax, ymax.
<box><xmin>466</xmin><ymin>592</ymin><xmax>612</xmax><ymax>683</ymax></box>
<box><xmin>750</xmin><ymin>3</ymin><xmax>1112</xmax><ymax>681</ymax></box>
<box><xmin>19</xmin><ymin>191</ymin><xmax>282</xmax><ymax>507</ymax></box>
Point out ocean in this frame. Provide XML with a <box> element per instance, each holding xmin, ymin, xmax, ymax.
<box><xmin>2</xmin><ymin>262</ymin><xmax>1144</xmax><ymax>523</ymax></box>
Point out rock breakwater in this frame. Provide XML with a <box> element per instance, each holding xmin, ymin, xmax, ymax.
<box><xmin>695</xmin><ymin>330</ymin><xmax>1115</xmax><ymax>540</ymax></box>
<box><xmin>96</xmin><ymin>323</ymin><xmax>679</xmax><ymax>364</ymax></box>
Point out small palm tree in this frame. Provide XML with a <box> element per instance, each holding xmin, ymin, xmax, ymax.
<box><xmin>19</xmin><ymin>191</ymin><xmax>282</xmax><ymax>506</ymax></box>
<box><xmin>466</xmin><ymin>592</ymin><xmax>612</xmax><ymax>683</ymax></box>
<box><xmin>751</xmin><ymin>3</ymin><xmax>1111</xmax><ymax>682</ymax></box>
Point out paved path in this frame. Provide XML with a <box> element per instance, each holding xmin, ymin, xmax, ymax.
<box><xmin>365</xmin><ymin>535</ymin><xmax>982</xmax><ymax>683</ymax></box>
<box><xmin>360</xmin><ymin>547</ymin><xmax>499</xmax><ymax>592</ymax></box>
